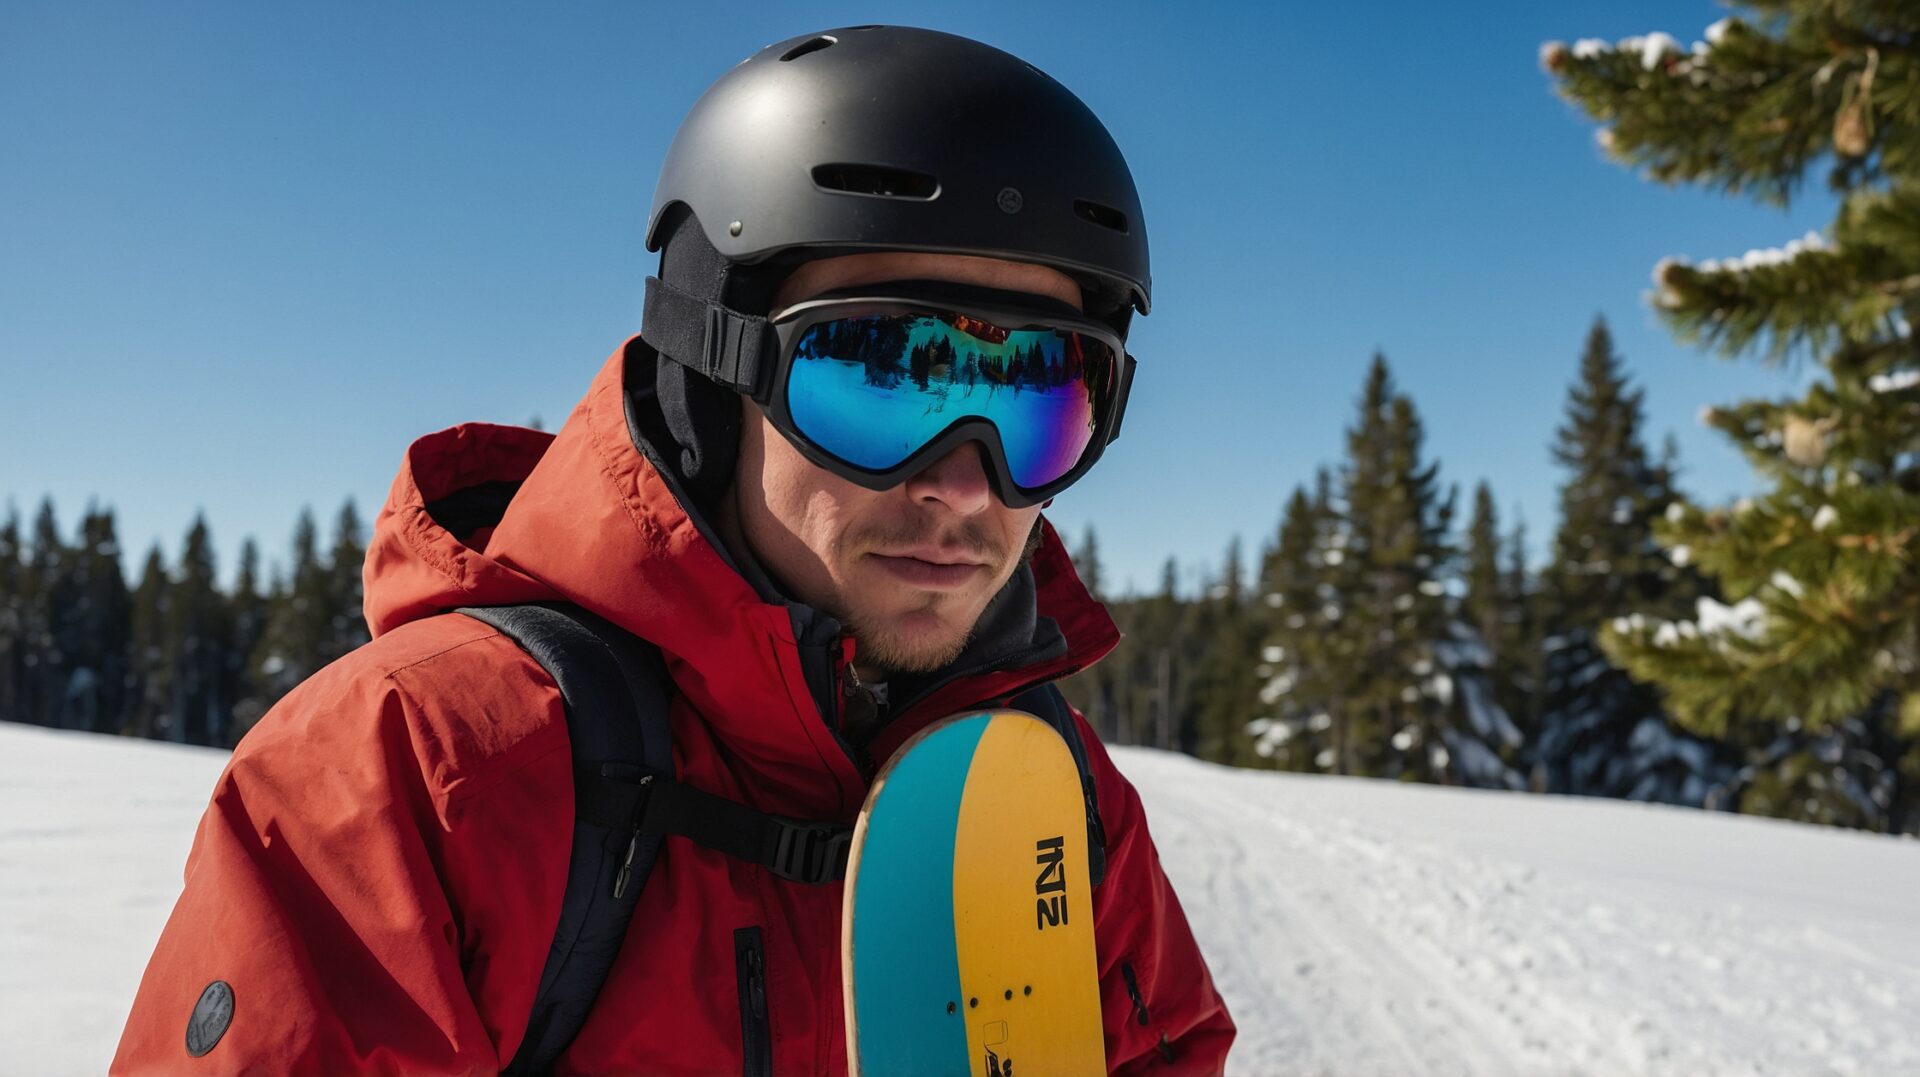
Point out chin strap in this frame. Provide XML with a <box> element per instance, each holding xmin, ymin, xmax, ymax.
<box><xmin>642</xmin><ymin>275</ymin><xmax>776</xmax><ymax>400</ymax></box>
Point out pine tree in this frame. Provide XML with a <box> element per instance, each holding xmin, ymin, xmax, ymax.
<box><xmin>22</xmin><ymin>499</ymin><xmax>69</xmax><ymax>726</ymax></box>
<box><xmin>1070</xmin><ymin>523</ymin><xmax>1104</xmax><ymax>601</ymax></box>
<box><xmin>1532</xmin><ymin>319</ymin><xmax>1727</xmax><ymax>804</ymax></box>
<box><xmin>127</xmin><ymin>545</ymin><xmax>171</xmax><ymax>740</ymax></box>
<box><xmin>327</xmin><ymin>500</ymin><xmax>371</xmax><ymax>660</ymax></box>
<box><xmin>229</xmin><ymin>538</ymin><xmax>272</xmax><ymax>742</ymax></box>
<box><xmin>1462</xmin><ymin>485</ymin><xmax>1507</xmax><ymax>655</ymax></box>
<box><xmin>256</xmin><ymin>509</ymin><xmax>332</xmax><ymax>704</ymax></box>
<box><xmin>1249</xmin><ymin>477</ymin><xmax>1342</xmax><ymax>771</ymax></box>
<box><xmin>63</xmin><ymin>506</ymin><xmax>131</xmax><ymax>733</ymax></box>
<box><xmin>1504</xmin><ymin>516</ymin><xmax>1544</xmax><ymax>748</ymax></box>
<box><xmin>1193</xmin><ymin>536</ymin><xmax>1259</xmax><ymax>765</ymax></box>
<box><xmin>1547</xmin><ymin>5</ymin><xmax>1920</xmax><ymax>830</ymax></box>
<box><xmin>1448</xmin><ymin>483</ymin><xmax>1530</xmax><ymax>784</ymax></box>
<box><xmin>0</xmin><ymin>507</ymin><xmax>22</xmax><ymax>722</ymax></box>
<box><xmin>1058</xmin><ymin>524</ymin><xmax>1125</xmax><ymax>743</ymax></box>
<box><xmin>1328</xmin><ymin>359</ymin><xmax>1457</xmax><ymax>779</ymax></box>
<box><xmin>166</xmin><ymin>514</ymin><xmax>235</xmax><ymax>746</ymax></box>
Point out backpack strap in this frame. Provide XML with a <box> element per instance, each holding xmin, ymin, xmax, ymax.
<box><xmin>460</xmin><ymin>603</ymin><xmax>1108</xmax><ymax>1072</ymax></box>
<box><xmin>460</xmin><ymin>603</ymin><xmax>854</xmax><ymax>1074</ymax></box>
<box><xmin>1008</xmin><ymin>682</ymin><xmax>1108</xmax><ymax>887</ymax></box>
<box><xmin>458</xmin><ymin>603</ymin><xmax>675</xmax><ymax>1077</ymax></box>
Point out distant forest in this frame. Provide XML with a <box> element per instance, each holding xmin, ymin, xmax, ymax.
<box><xmin>1</xmin><ymin>321</ymin><xmax>1909</xmax><ymax>833</ymax></box>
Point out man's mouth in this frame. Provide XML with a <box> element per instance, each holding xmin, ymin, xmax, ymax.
<box><xmin>866</xmin><ymin>549</ymin><xmax>990</xmax><ymax>589</ymax></box>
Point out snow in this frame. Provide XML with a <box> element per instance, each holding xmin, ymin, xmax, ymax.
<box><xmin>1</xmin><ymin>726</ymin><xmax>230</xmax><ymax>1075</ymax></box>
<box><xmin>1122</xmin><ymin>748</ymin><xmax>1920</xmax><ymax>1075</ymax></box>
<box><xmin>1695</xmin><ymin>596</ymin><xmax>1767</xmax><ymax>642</ymax></box>
<box><xmin>1634</xmin><ymin>33</ymin><xmax>1681</xmax><ymax>70</ymax></box>
<box><xmin>7</xmin><ymin>724</ymin><xmax>1920</xmax><ymax>1074</ymax></box>
<box><xmin>1813</xmin><ymin>504</ymin><xmax>1839</xmax><ymax>531</ymax></box>
<box><xmin>1868</xmin><ymin>370</ymin><xmax>1920</xmax><ymax>393</ymax></box>
<box><xmin>1572</xmin><ymin>38</ymin><xmax>1608</xmax><ymax>60</ymax></box>
<box><xmin>1695</xmin><ymin>231</ymin><xmax>1826</xmax><ymax>275</ymax></box>
<box><xmin>1705</xmin><ymin>17</ymin><xmax>1733</xmax><ymax>46</ymax></box>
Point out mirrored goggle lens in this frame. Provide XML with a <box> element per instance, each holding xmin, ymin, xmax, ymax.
<box><xmin>785</xmin><ymin>312</ymin><xmax>1115</xmax><ymax>491</ymax></box>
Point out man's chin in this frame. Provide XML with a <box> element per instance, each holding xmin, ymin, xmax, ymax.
<box><xmin>847</xmin><ymin>607</ymin><xmax>973</xmax><ymax>676</ymax></box>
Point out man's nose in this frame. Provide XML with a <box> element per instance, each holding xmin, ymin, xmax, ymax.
<box><xmin>902</xmin><ymin>439</ymin><xmax>994</xmax><ymax>515</ymax></box>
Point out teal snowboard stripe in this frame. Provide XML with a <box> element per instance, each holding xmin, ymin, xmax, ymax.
<box><xmin>851</xmin><ymin>715</ymin><xmax>990</xmax><ymax>1074</ymax></box>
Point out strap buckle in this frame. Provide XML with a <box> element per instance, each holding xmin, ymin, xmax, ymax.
<box><xmin>766</xmin><ymin>817</ymin><xmax>853</xmax><ymax>886</ymax></box>
<box><xmin>701</xmin><ymin>303</ymin><xmax>771</xmax><ymax>398</ymax></box>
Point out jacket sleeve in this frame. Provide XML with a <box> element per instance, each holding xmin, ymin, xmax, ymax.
<box><xmin>111</xmin><ymin>648</ymin><xmax>571</xmax><ymax>1075</ymax></box>
<box><xmin>1076</xmin><ymin>706</ymin><xmax>1237</xmax><ymax>1075</ymax></box>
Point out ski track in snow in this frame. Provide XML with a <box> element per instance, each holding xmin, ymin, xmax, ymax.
<box><xmin>1113</xmin><ymin>747</ymin><xmax>1920</xmax><ymax>1076</ymax></box>
<box><xmin>4</xmin><ymin>725</ymin><xmax>1918</xmax><ymax>1075</ymax></box>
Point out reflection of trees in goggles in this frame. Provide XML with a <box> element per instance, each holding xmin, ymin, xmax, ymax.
<box><xmin>792</xmin><ymin>314</ymin><xmax>1109</xmax><ymax>397</ymax></box>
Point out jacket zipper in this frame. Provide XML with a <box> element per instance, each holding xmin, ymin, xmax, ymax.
<box><xmin>734</xmin><ymin>927</ymin><xmax>771</xmax><ymax>1077</ymax></box>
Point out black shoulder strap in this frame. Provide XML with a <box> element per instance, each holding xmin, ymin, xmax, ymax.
<box><xmin>459</xmin><ymin>603</ymin><xmax>675</xmax><ymax>1077</ymax></box>
<box><xmin>1009</xmin><ymin>682</ymin><xmax>1108</xmax><ymax>887</ymax></box>
<box><xmin>461</xmin><ymin>603</ymin><xmax>1108</xmax><ymax>1073</ymax></box>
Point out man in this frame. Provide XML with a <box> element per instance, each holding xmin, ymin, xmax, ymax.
<box><xmin>115</xmin><ymin>26</ymin><xmax>1234</xmax><ymax>1075</ymax></box>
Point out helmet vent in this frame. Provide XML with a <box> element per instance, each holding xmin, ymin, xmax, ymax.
<box><xmin>779</xmin><ymin>35</ymin><xmax>837</xmax><ymax>61</ymax></box>
<box><xmin>812</xmin><ymin>164</ymin><xmax>940</xmax><ymax>200</ymax></box>
<box><xmin>1074</xmin><ymin>199</ymin><xmax>1129</xmax><ymax>234</ymax></box>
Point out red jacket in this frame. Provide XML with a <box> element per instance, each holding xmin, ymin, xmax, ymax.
<box><xmin>114</xmin><ymin>340</ymin><xmax>1235</xmax><ymax>1075</ymax></box>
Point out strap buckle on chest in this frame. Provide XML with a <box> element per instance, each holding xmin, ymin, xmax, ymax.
<box><xmin>767</xmin><ymin>818</ymin><xmax>853</xmax><ymax>886</ymax></box>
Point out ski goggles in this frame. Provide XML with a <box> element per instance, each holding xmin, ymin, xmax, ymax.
<box><xmin>756</xmin><ymin>283</ymin><xmax>1137</xmax><ymax>509</ymax></box>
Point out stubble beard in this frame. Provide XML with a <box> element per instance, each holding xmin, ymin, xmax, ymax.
<box><xmin>836</xmin><ymin>517</ymin><xmax>1047</xmax><ymax>677</ymax></box>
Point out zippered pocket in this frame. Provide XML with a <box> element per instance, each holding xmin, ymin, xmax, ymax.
<box><xmin>734</xmin><ymin>927</ymin><xmax>772</xmax><ymax>1077</ymax></box>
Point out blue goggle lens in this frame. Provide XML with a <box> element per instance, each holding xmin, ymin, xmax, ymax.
<box><xmin>785</xmin><ymin>311</ymin><xmax>1114</xmax><ymax>491</ymax></box>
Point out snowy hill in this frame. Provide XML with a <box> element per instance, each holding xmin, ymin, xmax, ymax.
<box><xmin>3</xmin><ymin>724</ymin><xmax>1915</xmax><ymax>1075</ymax></box>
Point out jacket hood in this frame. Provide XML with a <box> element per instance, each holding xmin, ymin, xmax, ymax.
<box><xmin>364</xmin><ymin>422</ymin><xmax>557</xmax><ymax>636</ymax></box>
<box><xmin>364</xmin><ymin>337</ymin><xmax>1120</xmax><ymax>803</ymax></box>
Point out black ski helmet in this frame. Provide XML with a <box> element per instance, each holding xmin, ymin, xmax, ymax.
<box><xmin>638</xmin><ymin>26</ymin><xmax>1148</xmax><ymax>505</ymax></box>
<box><xmin>645</xmin><ymin>25</ymin><xmax>1149</xmax><ymax>331</ymax></box>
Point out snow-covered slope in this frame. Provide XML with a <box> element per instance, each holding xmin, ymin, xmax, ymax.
<box><xmin>4</xmin><ymin>724</ymin><xmax>1915</xmax><ymax>1075</ymax></box>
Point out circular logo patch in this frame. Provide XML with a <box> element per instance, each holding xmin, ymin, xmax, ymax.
<box><xmin>996</xmin><ymin>186</ymin><xmax>1024</xmax><ymax>214</ymax></box>
<box><xmin>186</xmin><ymin>980</ymin><xmax>234</xmax><ymax>1058</ymax></box>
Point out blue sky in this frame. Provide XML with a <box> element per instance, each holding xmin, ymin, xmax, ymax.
<box><xmin>2</xmin><ymin>1</ymin><xmax>1832</xmax><ymax>595</ymax></box>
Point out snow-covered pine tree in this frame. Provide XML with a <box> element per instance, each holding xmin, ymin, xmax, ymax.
<box><xmin>1547</xmin><ymin>4</ymin><xmax>1920</xmax><ymax>832</ymax></box>
<box><xmin>1326</xmin><ymin>355</ymin><xmax>1520</xmax><ymax>785</ymax></box>
<box><xmin>1447</xmin><ymin>484</ymin><xmax>1530</xmax><ymax>787</ymax></box>
<box><xmin>1533</xmin><ymin>318</ymin><xmax>1727</xmax><ymax>804</ymax></box>
<box><xmin>1249</xmin><ymin>476</ymin><xmax>1343</xmax><ymax>771</ymax></box>
<box><xmin>167</xmin><ymin>514</ymin><xmax>235</xmax><ymax>746</ymax></box>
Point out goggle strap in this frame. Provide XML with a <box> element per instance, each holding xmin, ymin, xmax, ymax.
<box><xmin>642</xmin><ymin>276</ymin><xmax>774</xmax><ymax>398</ymax></box>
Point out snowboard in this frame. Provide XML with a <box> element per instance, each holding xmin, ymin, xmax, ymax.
<box><xmin>842</xmin><ymin>710</ymin><xmax>1105</xmax><ymax>1076</ymax></box>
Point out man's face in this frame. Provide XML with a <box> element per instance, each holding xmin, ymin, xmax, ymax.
<box><xmin>720</xmin><ymin>252</ymin><xmax>1083</xmax><ymax>679</ymax></box>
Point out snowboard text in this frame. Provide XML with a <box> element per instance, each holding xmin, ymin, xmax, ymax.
<box><xmin>1035</xmin><ymin>835</ymin><xmax>1068</xmax><ymax>930</ymax></box>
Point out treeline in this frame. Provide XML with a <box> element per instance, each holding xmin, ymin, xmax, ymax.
<box><xmin>0</xmin><ymin>502</ymin><xmax>369</xmax><ymax>747</ymax></box>
<box><xmin>2</xmin><ymin>319</ymin><xmax>1905</xmax><ymax>833</ymax></box>
<box><xmin>1059</xmin><ymin>317</ymin><xmax>1910</xmax><ymax>833</ymax></box>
